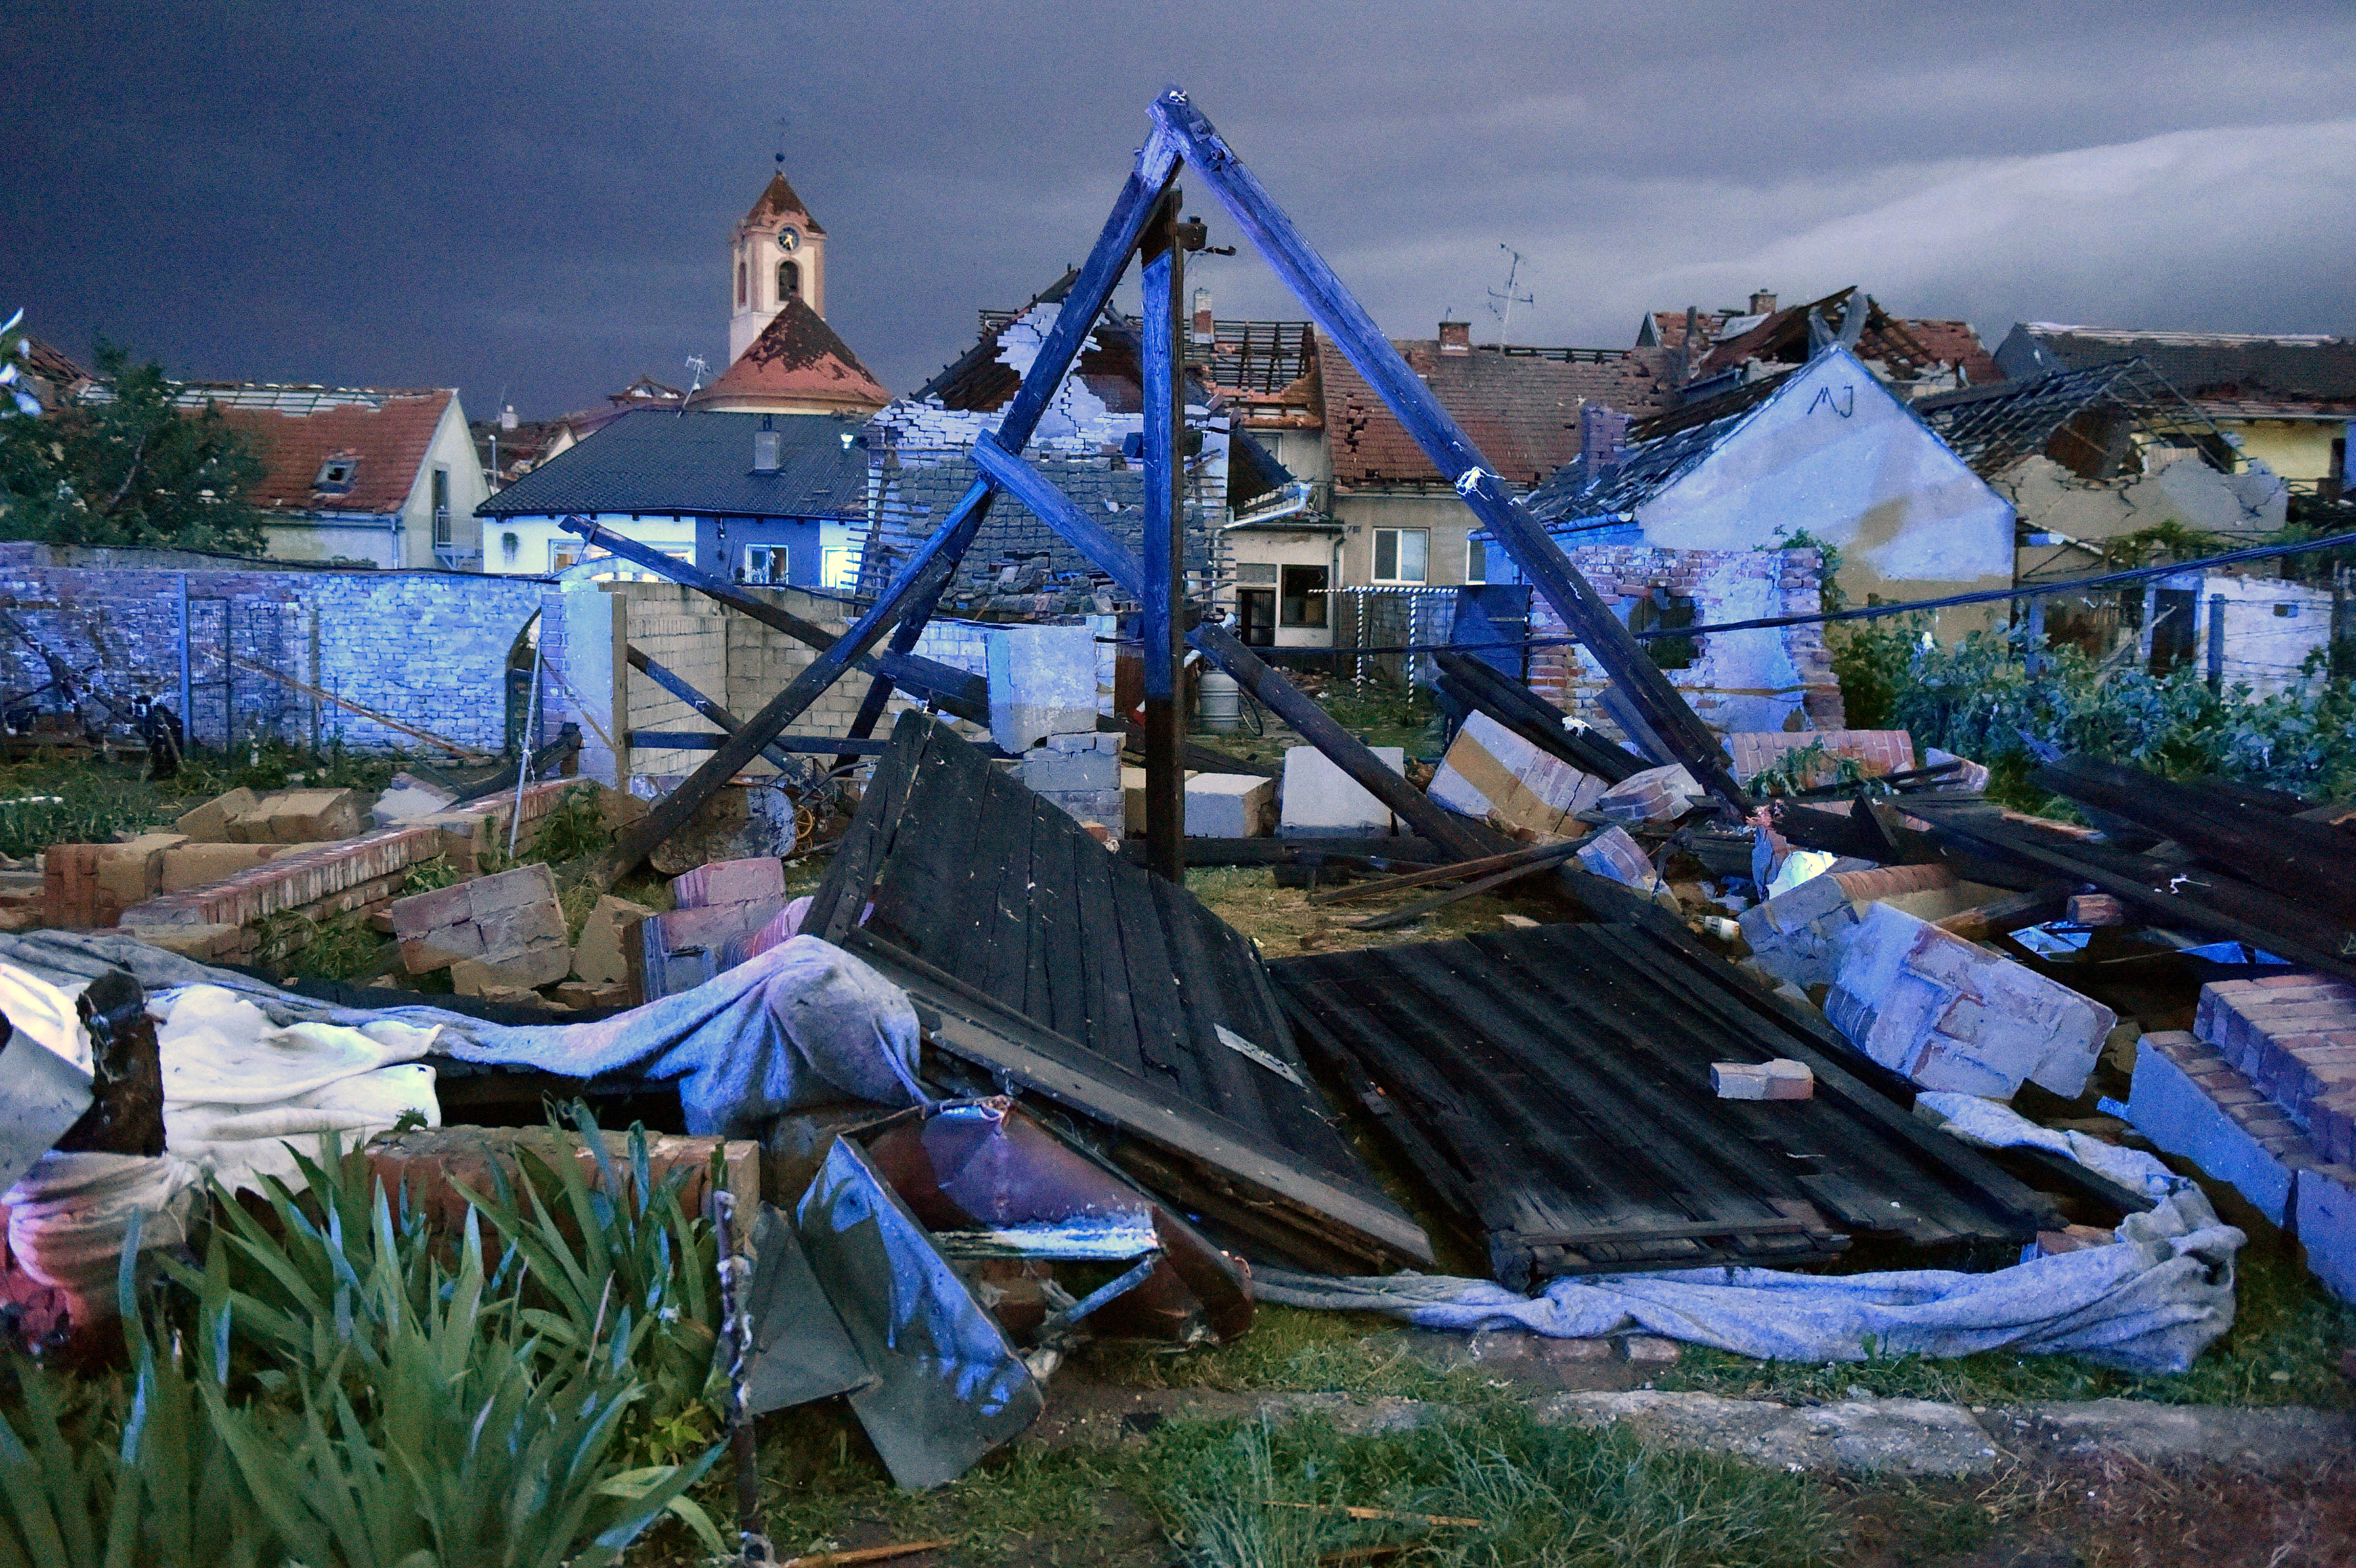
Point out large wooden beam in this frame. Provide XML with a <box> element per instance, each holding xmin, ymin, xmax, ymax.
<box><xmin>1148</xmin><ymin>89</ymin><xmax>1750</xmax><ymax>817</ymax></box>
<box><xmin>1191</xmin><ymin>625</ymin><xmax>1495</xmax><ymax>861</ymax></box>
<box><xmin>586</xmin><ymin>138</ymin><xmax>1183</xmax><ymax>885</ymax></box>
<box><xmin>834</xmin><ymin>136</ymin><xmax>1195</xmax><ymax>764</ymax></box>
<box><xmin>1140</xmin><ymin>191</ymin><xmax>1186</xmax><ymax>882</ymax></box>
<box><xmin>557</xmin><ymin>519</ymin><xmax>987</xmax><ymax>722</ymax></box>
<box><xmin>624</xmin><ymin>644</ymin><xmax>810</xmax><ymax>773</ymax></box>
<box><xmin>971</xmin><ymin>431</ymin><xmax>1494</xmax><ymax>862</ymax></box>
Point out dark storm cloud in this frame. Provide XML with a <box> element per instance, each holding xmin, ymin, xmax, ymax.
<box><xmin>6</xmin><ymin>0</ymin><xmax>2351</xmax><ymax>419</ymax></box>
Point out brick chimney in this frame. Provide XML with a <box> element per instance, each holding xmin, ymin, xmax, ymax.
<box><xmin>1191</xmin><ymin>288</ymin><xmax>1215</xmax><ymax>346</ymax></box>
<box><xmin>1749</xmin><ymin>289</ymin><xmax>1778</xmax><ymax>316</ymax></box>
<box><xmin>1438</xmin><ymin>320</ymin><xmax>1472</xmax><ymax>355</ymax></box>
<box><xmin>1581</xmin><ymin>404</ymin><xmax>1631</xmax><ymax>473</ymax></box>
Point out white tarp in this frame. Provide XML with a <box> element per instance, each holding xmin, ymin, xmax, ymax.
<box><xmin>1254</xmin><ymin>1187</ymin><xmax>2241</xmax><ymax>1374</ymax></box>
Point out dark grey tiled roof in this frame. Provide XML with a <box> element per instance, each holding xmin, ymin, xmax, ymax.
<box><xmin>857</xmin><ymin>452</ymin><xmax>1211</xmax><ymax>599</ymax></box>
<box><xmin>477</xmin><ymin>408</ymin><xmax>868</xmax><ymax>519</ymax></box>
<box><xmin>1521</xmin><ymin>408</ymin><xmax>1749</xmax><ymax>529</ymax></box>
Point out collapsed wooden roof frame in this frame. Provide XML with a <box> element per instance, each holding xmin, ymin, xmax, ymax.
<box><xmin>582</xmin><ymin>87</ymin><xmax>1752</xmax><ymax>891</ymax></box>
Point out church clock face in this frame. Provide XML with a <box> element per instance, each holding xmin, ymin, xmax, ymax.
<box><xmin>776</xmin><ymin>226</ymin><xmax>801</xmax><ymax>254</ymax></box>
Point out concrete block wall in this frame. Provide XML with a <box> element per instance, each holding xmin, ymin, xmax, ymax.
<box><xmin>1524</xmin><ymin>545</ymin><xmax>1841</xmax><ymax>739</ymax></box>
<box><xmin>593</xmin><ymin>583</ymin><xmax>997</xmax><ymax>784</ymax></box>
<box><xmin>0</xmin><ymin>544</ymin><xmax>551</xmax><ymax>756</ymax></box>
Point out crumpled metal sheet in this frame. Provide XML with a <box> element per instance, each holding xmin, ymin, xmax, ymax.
<box><xmin>862</xmin><ymin>1097</ymin><xmax>1252</xmax><ymax>1346</ymax></box>
<box><xmin>796</xmin><ymin>1136</ymin><xmax>1043</xmax><ymax>1489</ymax></box>
<box><xmin>742</xmin><ymin>1202</ymin><xmax>873</xmax><ymax>1417</ymax></box>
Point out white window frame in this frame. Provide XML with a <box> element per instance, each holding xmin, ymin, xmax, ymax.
<box><xmin>1372</xmin><ymin>527</ymin><xmax>1429</xmax><ymax>584</ymax></box>
<box><xmin>820</xmin><ymin>546</ymin><xmax>858</xmax><ymax>590</ymax></box>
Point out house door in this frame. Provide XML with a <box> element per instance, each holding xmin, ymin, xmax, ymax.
<box><xmin>1238</xmin><ymin>589</ymin><xmax>1276</xmax><ymax>647</ymax></box>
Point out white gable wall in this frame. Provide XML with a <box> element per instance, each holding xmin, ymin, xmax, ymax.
<box><xmin>1633</xmin><ymin>348</ymin><xmax>2015</xmax><ymax>628</ymax></box>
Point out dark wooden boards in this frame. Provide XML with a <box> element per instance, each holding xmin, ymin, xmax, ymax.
<box><xmin>808</xmin><ymin>711</ymin><xmax>1427</xmax><ymax>1270</ymax></box>
<box><xmin>1270</xmin><ymin>921</ymin><xmax>2053</xmax><ymax>1289</ymax></box>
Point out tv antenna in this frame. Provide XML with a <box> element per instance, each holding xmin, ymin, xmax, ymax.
<box><xmin>681</xmin><ymin>354</ymin><xmax>710</xmax><ymax>414</ymax></box>
<box><xmin>1486</xmin><ymin>245</ymin><xmax>1534</xmax><ymax>347</ymax></box>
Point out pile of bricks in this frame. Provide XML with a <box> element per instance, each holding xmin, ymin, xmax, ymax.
<box><xmin>2124</xmin><ymin>974</ymin><xmax>2356</xmax><ymax>1302</ymax></box>
<box><xmin>389</xmin><ymin>862</ymin><xmax>572</xmax><ymax>995</ymax></box>
<box><xmin>86</xmin><ymin>778</ymin><xmax>584</xmax><ymax>965</ymax></box>
<box><xmin>1594</xmin><ymin>763</ymin><xmax>1701</xmax><ymax>824</ymax></box>
<box><xmin>1825</xmin><ymin>902</ymin><xmax>2114</xmax><ymax>1100</ymax></box>
<box><xmin>634</xmin><ymin>855</ymin><xmax>788</xmax><ymax>1002</ymax></box>
<box><xmin>1725</xmin><ymin>730</ymin><xmax>1916</xmax><ymax>787</ymax></box>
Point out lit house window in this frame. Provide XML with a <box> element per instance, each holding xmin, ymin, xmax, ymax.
<box><xmin>822</xmin><ymin>546</ymin><xmax>858</xmax><ymax>590</ymax></box>
<box><xmin>1373</xmin><ymin>527</ymin><xmax>1428</xmax><ymax>583</ymax></box>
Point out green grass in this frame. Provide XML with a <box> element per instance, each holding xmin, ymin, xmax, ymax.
<box><xmin>0</xmin><ymin>741</ymin><xmax>412</xmax><ymax>858</ymax></box>
<box><xmin>1085</xmin><ymin>1305</ymin><xmax>1506</xmax><ymax>1403</ymax></box>
<box><xmin>674</xmin><ymin>1400</ymin><xmax>1845</xmax><ymax>1568</ymax></box>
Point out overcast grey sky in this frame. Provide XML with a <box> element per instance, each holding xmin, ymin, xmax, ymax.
<box><xmin>7</xmin><ymin>0</ymin><xmax>2352</xmax><ymax>419</ymax></box>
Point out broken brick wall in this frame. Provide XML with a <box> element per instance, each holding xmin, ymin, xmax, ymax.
<box><xmin>0</xmin><ymin>544</ymin><xmax>555</xmax><ymax>755</ymax></box>
<box><xmin>1525</xmin><ymin>544</ymin><xmax>1842</xmax><ymax>736</ymax></box>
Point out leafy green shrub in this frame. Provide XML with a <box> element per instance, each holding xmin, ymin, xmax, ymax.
<box><xmin>1831</xmin><ymin>622</ymin><xmax>2356</xmax><ymax>805</ymax></box>
<box><xmin>0</xmin><ymin>1124</ymin><xmax>727</xmax><ymax>1568</ymax></box>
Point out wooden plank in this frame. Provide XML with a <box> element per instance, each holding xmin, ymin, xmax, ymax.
<box><xmin>575</xmin><ymin>529</ymin><xmax>986</xmax><ymax>720</ymax></box>
<box><xmin>1066</xmin><ymin>817</ymin><xmax>1145</xmax><ymax>1077</ymax></box>
<box><xmin>1345</xmin><ymin>842</ymin><xmax>1582</xmax><ymax>930</ymax></box>
<box><xmin>841</xmin><ymin>927</ymin><xmax>1430</xmax><ymax>1265</ymax></box>
<box><xmin>805</xmin><ymin>712</ymin><xmax>930</xmax><ymax>943</ymax></box>
<box><xmin>1121</xmin><ymin>837</ymin><xmax>1448</xmax><ymax>867</ymax></box>
<box><xmin>1139</xmin><ymin>192</ymin><xmax>1187</xmax><ymax>883</ymax></box>
<box><xmin>1032</xmin><ymin>810</ymin><xmax>1093</xmax><ymax>1047</ymax></box>
<box><xmin>1311</xmin><ymin>837</ymin><xmax>1591</xmax><ymax>905</ymax></box>
<box><xmin>1192</xmin><ymin>624</ymin><xmax>1496</xmax><ymax>861</ymax></box>
<box><xmin>626</xmin><ymin>730</ymin><xmax>890</xmax><ymax>757</ymax></box>
<box><xmin>1149</xmin><ymin>90</ymin><xmax>1750</xmax><ymax>816</ymax></box>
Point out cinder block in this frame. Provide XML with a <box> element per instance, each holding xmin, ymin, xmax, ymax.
<box><xmin>1711</xmin><ymin>1059</ymin><xmax>1814</xmax><ymax>1100</ymax></box>
<box><xmin>174</xmin><ymin>787</ymin><xmax>259</xmax><ymax>843</ymax></box>
<box><xmin>157</xmin><ymin>841</ymin><xmax>282</xmax><ymax>893</ymax></box>
<box><xmin>1826</xmin><ymin>902</ymin><xmax>2113</xmax><ymax>1099</ymax></box>
<box><xmin>1429</xmin><ymin>711</ymin><xmax>1604</xmax><ymax>839</ymax></box>
<box><xmin>1595</xmin><ymin>763</ymin><xmax>1702</xmax><ymax>824</ymax></box>
<box><xmin>2296</xmin><ymin>1163</ymin><xmax>2356</xmax><ymax>1304</ymax></box>
<box><xmin>1184</xmin><ymin>774</ymin><xmax>1275</xmax><ymax>838</ymax></box>
<box><xmin>1574</xmin><ymin>825</ymin><xmax>1655</xmax><ymax>888</ymax></box>
<box><xmin>670</xmin><ymin>856</ymin><xmax>785</xmax><ymax>910</ymax></box>
<box><xmin>2127</xmin><ymin>1031</ymin><xmax>2320</xmax><ymax>1225</ymax></box>
<box><xmin>94</xmin><ymin>833</ymin><xmax>188</xmax><ymax>914</ymax></box>
<box><xmin>987</xmin><ymin>624</ymin><xmax>1096</xmax><ymax>751</ymax></box>
<box><xmin>1023</xmin><ymin>752</ymin><xmax>1120</xmax><ymax>793</ymax></box>
<box><xmin>1278</xmin><ymin>746</ymin><xmax>1405</xmax><ymax>838</ymax></box>
<box><xmin>235</xmin><ymin>788</ymin><xmax>364</xmax><ymax>844</ymax></box>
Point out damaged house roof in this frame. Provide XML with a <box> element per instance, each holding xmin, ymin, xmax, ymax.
<box><xmin>1994</xmin><ymin>325</ymin><xmax>2356</xmax><ymax>422</ymax></box>
<box><xmin>1642</xmin><ymin>289</ymin><xmax>2004</xmax><ymax>400</ymax></box>
<box><xmin>476</xmin><ymin>408</ymin><xmax>868</xmax><ymax>521</ymax></box>
<box><xmin>1913</xmin><ymin>357</ymin><xmax>2238</xmax><ymax>482</ymax></box>
<box><xmin>154</xmin><ymin>384</ymin><xmax>458</xmax><ymax>519</ymax></box>
<box><xmin>1321</xmin><ymin>333</ymin><xmax>1683</xmax><ymax>489</ymax></box>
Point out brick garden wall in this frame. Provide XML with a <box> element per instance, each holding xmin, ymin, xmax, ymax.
<box><xmin>1525</xmin><ymin>545</ymin><xmax>1843</xmax><ymax>736</ymax></box>
<box><xmin>0</xmin><ymin>544</ymin><xmax>556</xmax><ymax>755</ymax></box>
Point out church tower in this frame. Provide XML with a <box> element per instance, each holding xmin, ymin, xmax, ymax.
<box><xmin>728</xmin><ymin>169</ymin><xmax>828</xmax><ymax>364</ymax></box>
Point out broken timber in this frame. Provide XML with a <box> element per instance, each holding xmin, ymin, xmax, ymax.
<box><xmin>585</xmin><ymin>135</ymin><xmax>1182</xmax><ymax>889</ymax></box>
<box><xmin>807</xmin><ymin>711</ymin><xmax>1429</xmax><ymax>1270</ymax></box>
<box><xmin>562</xmin><ymin>520</ymin><xmax>988</xmax><ymax>723</ymax></box>
<box><xmin>1144</xmin><ymin>90</ymin><xmax>1750</xmax><ymax>816</ymax></box>
<box><xmin>627</xmin><ymin>645</ymin><xmax>825</xmax><ymax>774</ymax></box>
<box><xmin>597</xmin><ymin>88</ymin><xmax>1749</xmax><ymax>884</ymax></box>
<box><xmin>1271</xmin><ymin>917</ymin><xmax>2053</xmax><ymax>1288</ymax></box>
